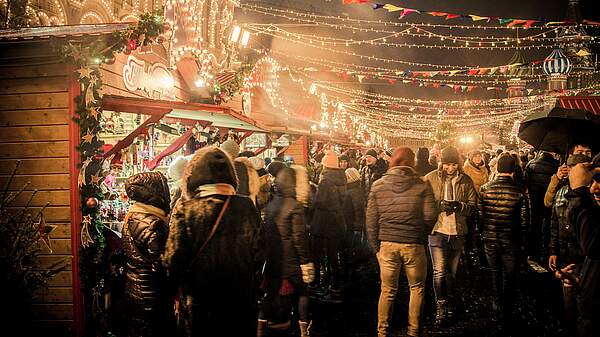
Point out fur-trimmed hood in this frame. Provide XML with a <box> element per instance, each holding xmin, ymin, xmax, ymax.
<box><xmin>290</xmin><ymin>164</ymin><xmax>310</xmax><ymax>207</ymax></box>
<box><xmin>234</xmin><ymin>157</ymin><xmax>260</xmax><ymax>204</ymax></box>
<box><xmin>182</xmin><ymin>146</ymin><xmax>238</xmax><ymax>200</ymax></box>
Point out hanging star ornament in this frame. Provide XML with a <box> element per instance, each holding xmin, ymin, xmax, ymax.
<box><xmin>37</xmin><ymin>212</ymin><xmax>57</xmax><ymax>253</ymax></box>
<box><xmin>82</xmin><ymin>129</ymin><xmax>95</xmax><ymax>144</ymax></box>
<box><xmin>77</xmin><ymin>67</ymin><xmax>93</xmax><ymax>79</ymax></box>
<box><xmin>89</xmin><ymin>107</ymin><xmax>101</xmax><ymax>120</ymax></box>
<box><xmin>81</xmin><ymin>215</ymin><xmax>94</xmax><ymax>248</ymax></box>
<box><xmin>90</xmin><ymin>172</ymin><xmax>101</xmax><ymax>185</ymax></box>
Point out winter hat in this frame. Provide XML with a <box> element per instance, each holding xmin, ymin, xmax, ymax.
<box><xmin>390</xmin><ymin>147</ymin><xmax>415</xmax><ymax>168</ymax></box>
<box><xmin>184</xmin><ymin>146</ymin><xmax>238</xmax><ymax>197</ymax></box>
<box><xmin>167</xmin><ymin>156</ymin><xmax>188</xmax><ymax>181</ymax></box>
<box><xmin>339</xmin><ymin>154</ymin><xmax>350</xmax><ymax>162</ymax></box>
<box><xmin>345</xmin><ymin>168</ymin><xmax>361</xmax><ymax>183</ymax></box>
<box><xmin>248</xmin><ymin>156</ymin><xmax>266</xmax><ymax>171</ymax></box>
<box><xmin>365</xmin><ymin>148</ymin><xmax>378</xmax><ymax>159</ymax></box>
<box><xmin>441</xmin><ymin>146</ymin><xmax>460</xmax><ymax>164</ymax></box>
<box><xmin>238</xmin><ymin>150</ymin><xmax>255</xmax><ymax>158</ymax></box>
<box><xmin>497</xmin><ymin>154</ymin><xmax>516</xmax><ymax>174</ymax></box>
<box><xmin>567</xmin><ymin>153</ymin><xmax>592</xmax><ymax>166</ymax></box>
<box><xmin>468</xmin><ymin>150</ymin><xmax>482</xmax><ymax>160</ymax></box>
<box><xmin>220</xmin><ymin>139</ymin><xmax>240</xmax><ymax>159</ymax></box>
<box><xmin>234</xmin><ymin>157</ymin><xmax>260</xmax><ymax>203</ymax></box>
<box><xmin>125</xmin><ymin>172</ymin><xmax>171</xmax><ymax>213</ymax></box>
<box><xmin>267</xmin><ymin>160</ymin><xmax>287</xmax><ymax>177</ymax></box>
<box><xmin>416</xmin><ymin>147</ymin><xmax>429</xmax><ymax>161</ymax></box>
<box><xmin>321</xmin><ymin>151</ymin><xmax>339</xmax><ymax>169</ymax></box>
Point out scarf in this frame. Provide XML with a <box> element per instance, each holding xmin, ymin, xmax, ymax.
<box><xmin>194</xmin><ymin>183</ymin><xmax>236</xmax><ymax>198</ymax></box>
<box><xmin>127</xmin><ymin>202</ymin><xmax>169</xmax><ymax>223</ymax></box>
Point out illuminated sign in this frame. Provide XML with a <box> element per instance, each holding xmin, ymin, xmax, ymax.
<box><xmin>122</xmin><ymin>55</ymin><xmax>175</xmax><ymax>99</ymax></box>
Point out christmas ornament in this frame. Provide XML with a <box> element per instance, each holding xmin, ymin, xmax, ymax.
<box><xmin>86</xmin><ymin>197</ymin><xmax>99</xmax><ymax>210</ymax></box>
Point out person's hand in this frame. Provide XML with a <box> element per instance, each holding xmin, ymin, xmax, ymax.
<box><xmin>556</xmin><ymin>165</ymin><xmax>569</xmax><ymax>180</ymax></box>
<box><xmin>548</xmin><ymin>255</ymin><xmax>557</xmax><ymax>272</ymax></box>
<box><xmin>440</xmin><ymin>200</ymin><xmax>455</xmax><ymax>213</ymax></box>
<box><xmin>568</xmin><ymin>163</ymin><xmax>600</xmax><ymax>189</ymax></box>
<box><xmin>300</xmin><ymin>263</ymin><xmax>315</xmax><ymax>284</ymax></box>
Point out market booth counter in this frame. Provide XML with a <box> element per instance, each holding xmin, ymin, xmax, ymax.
<box><xmin>0</xmin><ymin>23</ymin><xmax>266</xmax><ymax>336</ymax></box>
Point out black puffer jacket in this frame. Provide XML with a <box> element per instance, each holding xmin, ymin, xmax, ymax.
<box><xmin>415</xmin><ymin>147</ymin><xmax>436</xmax><ymax>177</ymax></box>
<box><xmin>549</xmin><ymin>185</ymin><xmax>584</xmax><ymax>265</ymax></box>
<box><xmin>311</xmin><ymin>168</ymin><xmax>347</xmax><ymax>238</ymax></box>
<box><xmin>360</xmin><ymin>159</ymin><xmax>388</xmax><ymax>196</ymax></box>
<box><xmin>163</xmin><ymin>146</ymin><xmax>265</xmax><ymax>337</ymax></box>
<box><xmin>478</xmin><ymin>175</ymin><xmax>530</xmax><ymax>245</ymax></box>
<box><xmin>122</xmin><ymin>172</ymin><xmax>172</xmax><ymax>337</ymax></box>
<box><xmin>265</xmin><ymin>167</ymin><xmax>310</xmax><ymax>279</ymax></box>
<box><xmin>344</xmin><ymin>181</ymin><xmax>366</xmax><ymax>232</ymax></box>
<box><xmin>366</xmin><ymin>167</ymin><xmax>437</xmax><ymax>251</ymax></box>
<box><xmin>524</xmin><ymin>152</ymin><xmax>559</xmax><ymax>197</ymax></box>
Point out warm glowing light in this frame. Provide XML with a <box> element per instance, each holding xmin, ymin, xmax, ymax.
<box><xmin>195</xmin><ymin>79</ymin><xmax>206</xmax><ymax>88</ymax></box>
<box><xmin>240</xmin><ymin>30</ymin><xmax>251</xmax><ymax>47</ymax></box>
<box><xmin>230</xmin><ymin>25</ymin><xmax>241</xmax><ymax>42</ymax></box>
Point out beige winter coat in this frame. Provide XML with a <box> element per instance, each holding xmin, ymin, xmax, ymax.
<box><xmin>463</xmin><ymin>160</ymin><xmax>489</xmax><ymax>192</ymax></box>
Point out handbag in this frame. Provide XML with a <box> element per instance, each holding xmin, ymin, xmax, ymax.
<box><xmin>189</xmin><ymin>196</ymin><xmax>232</xmax><ymax>268</ymax></box>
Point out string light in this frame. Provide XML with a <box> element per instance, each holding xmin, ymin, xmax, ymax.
<box><xmin>80</xmin><ymin>11</ymin><xmax>105</xmax><ymax>24</ymax></box>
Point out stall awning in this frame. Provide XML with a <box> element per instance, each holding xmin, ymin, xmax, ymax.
<box><xmin>557</xmin><ymin>96</ymin><xmax>600</xmax><ymax>115</ymax></box>
<box><xmin>102</xmin><ymin>95</ymin><xmax>266</xmax><ymax>132</ymax></box>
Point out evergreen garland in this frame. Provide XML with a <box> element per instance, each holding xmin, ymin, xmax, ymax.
<box><xmin>209</xmin><ymin>63</ymin><xmax>254</xmax><ymax>103</ymax></box>
<box><xmin>58</xmin><ymin>10</ymin><xmax>165</xmax><ymax>334</ymax></box>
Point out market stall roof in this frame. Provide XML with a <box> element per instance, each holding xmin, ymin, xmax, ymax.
<box><xmin>557</xmin><ymin>96</ymin><xmax>600</xmax><ymax>115</ymax></box>
<box><xmin>0</xmin><ymin>23</ymin><xmax>129</xmax><ymax>40</ymax></box>
<box><xmin>102</xmin><ymin>95</ymin><xmax>266</xmax><ymax>132</ymax></box>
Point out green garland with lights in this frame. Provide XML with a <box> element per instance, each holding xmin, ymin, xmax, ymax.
<box><xmin>209</xmin><ymin>63</ymin><xmax>254</xmax><ymax>104</ymax></box>
<box><xmin>58</xmin><ymin>10</ymin><xmax>165</xmax><ymax>335</ymax></box>
<box><xmin>432</xmin><ymin>121</ymin><xmax>455</xmax><ymax>148</ymax></box>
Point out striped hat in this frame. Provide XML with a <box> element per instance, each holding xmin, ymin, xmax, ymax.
<box><xmin>345</xmin><ymin>168</ymin><xmax>361</xmax><ymax>183</ymax></box>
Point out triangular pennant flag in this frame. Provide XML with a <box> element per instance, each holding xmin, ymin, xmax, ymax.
<box><xmin>527</xmin><ymin>89</ymin><xmax>534</xmax><ymax>95</ymax></box>
<box><xmin>468</xmin><ymin>69</ymin><xmax>478</xmax><ymax>75</ymax></box>
<box><xmin>524</xmin><ymin>20</ymin><xmax>537</xmax><ymax>29</ymax></box>
<box><xmin>387</xmin><ymin>79</ymin><xmax>397</xmax><ymax>84</ymax></box>
<box><xmin>372</xmin><ymin>3</ymin><xmax>385</xmax><ymax>9</ymax></box>
<box><xmin>478</xmin><ymin>68</ymin><xmax>490</xmax><ymax>75</ymax></box>
<box><xmin>446</xmin><ymin>14</ymin><xmax>461</xmax><ymax>20</ymax></box>
<box><xmin>448</xmin><ymin>70</ymin><xmax>460</xmax><ymax>76</ymax></box>
<box><xmin>394</xmin><ymin>71</ymin><xmax>403</xmax><ymax>75</ymax></box>
<box><xmin>487</xmin><ymin>87</ymin><xmax>496</xmax><ymax>91</ymax></box>
<box><xmin>453</xmin><ymin>85</ymin><xmax>461</xmax><ymax>92</ymax></box>
<box><xmin>357</xmin><ymin>75</ymin><xmax>365</xmax><ymax>83</ymax></box>
<box><xmin>402</xmin><ymin>80</ymin><xmax>411</xmax><ymax>84</ymax></box>
<box><xmin>489</xmin><ymin>67</ymin><xmax>498</xmax><ymax>74</ymax></box>
<box><xmin>432</xmin><ymin>83</ymin><xmax>441</xmax><ymax>88</ymax></box>
<box><xmin>429</xmin><ymin>71</ymin><xmax>439</xmax><ymax>77</ymax></box>
<box><xmin>399</xmin><ymin>8</ymin><xmax>419</xmax><ymax>19</ymax></box>
<box><xmin>507</xmin><ymin>19</ymin><xmax>527</xmax><ymax>27</ymax></box>
<box><xmin>429</xmin><ymin>12</ymin><xmax>448</xmax><ymax>17</ymax></box>
<box><xmin>499</xmin><ymin>18</ymin><xmax>514</xmax><ymax>25</ymax></box>
<box><xmin>461</xmin><ymin>85</ymin><xmax>468</xmax><ymax>91</ymax></box>
<box><xmin>383</xmin><ymin>4</ymin><xmax>403</xmax><ymax>12</ymax></box>
<box><xmin>467</xmin><ymin>86</ymin><xmax>476</xmax><ymax>92</ymax></box>
<box><xmin>470</xmin><ymin>15</ymin><xmax>489</xmax><ymax>22</ymax></box>
<box><xmin>342</xmin><ymin>72</ymin><xmax>349</xmax><ymax>81</ymax></box>
<box><xmin>343</xmin><ymin>0</ymin><xmax>370</xmax><ymax>4</ymax></box>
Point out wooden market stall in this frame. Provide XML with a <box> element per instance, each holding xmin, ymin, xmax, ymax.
<box><xmin>0</xmin><ymin>23</ymin><xmax>265</xmax><ymax>337</ymax></box>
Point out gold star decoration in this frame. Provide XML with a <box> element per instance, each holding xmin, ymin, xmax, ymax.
<box><xmin>77</xmin><ymin>67</ymin><xmax>93</xmax><ymax>79</ymax></box>
<box><xmin>89</xmin><ymin>107</ymin><xmax>101</xmax><ymax>120</ymax></box>
<box><xmin>82</xmin><ymin>214</ymin><xmax>92</xmax><ymax>224</ymax></box>
<box><xmin>96</xmin><ymin>86</ymin><xmax>106</xmax><ymax>98</ymax></box>
<box><xmin>90</xmin><ymin>173</ymin><xmax>101</xmax><ymax>185</ymax></box>
<box><xmin>82</xmin><ymin>129</ymin><xmax>94</xmax><ymax>144</ymax></box>
<box><xmin>37</xmin><ymin>213</ymin><xmax>57</xmax><ymax>253</ymax></box>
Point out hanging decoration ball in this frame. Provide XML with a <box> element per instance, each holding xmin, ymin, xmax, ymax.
<box><xmin>104</xmin><ymin>56</ymin><xmax>116</xmax><ymax>65</ymax></box>
<box><xmin>85</xmin><ymin>197</ymin><xmax>99</xmax><ymax>210</ymax></box>
<box><xmin>127</xmin><ymin>39</ymin><xmax>138</xmax><ymax>51</ymax></box>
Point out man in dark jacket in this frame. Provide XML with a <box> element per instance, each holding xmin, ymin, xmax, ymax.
<box><xmin>311</xmin><ymin>151</ymin><xmax>347</xmax><ymax>299</ymax></box>
<box><xmin>479</xmin><ymin>155</ymin><xmax>530</xmax><ymax>332</ymax></box>
<box><xmin>548</xmin><ymin>154</ymin><xmax>591</xmax><ymax>333</ymax></box>
<box><xmin>122</xmin><ymin>172</ymin><xmax>173</xmax><ymax>337</ymax></box>
<box><xmin>566</xmin><ymin>156</ymin><xmax>600</xmax><ymax>337</ymax></box>
<box><xmin>524</xmin><ymin>151</ymin><xmax>559</xmax><ymax>261</ymax></box>
<box><xmin>163</xmin><ymin>146</ymin><xmax>265</xmax><ymax>337</ymax></box>
<box><xmin>361</xmin><ymin>148</ymin><xmax>388</xmax><ymax>196</ymax></box>
<box><xmin>415</xmin><ymin>147</ymin><xmax>436</xmax><ymax>177</ymax></box>
<box><xmin>367</xmin><ymin>147</ymin><xmax>437</xmax><ymax>337</ymax></box>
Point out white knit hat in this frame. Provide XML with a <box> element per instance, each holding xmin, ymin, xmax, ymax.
<box><xmin>167</xmin><ymin>156</ymin><xmax>188</xmax><ymax>181</ymax></box>
<box><xmin>220</xmin><ymin>139</ymin><xmax>240</xmax><ymax>159</ymax></box>
<box><xmin>248</xmin><ymin>156</ymin><xmax>265</xmax><ymax>170</ymax></box>
<box><xmin>345</xmin><ymin>168</ymin><xmax>361</xmax><ymax>183</ymax></box>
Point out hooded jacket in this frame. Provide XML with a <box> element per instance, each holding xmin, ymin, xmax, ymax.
<box><xmin>264</xmin><ymin>167</ymin><xmax>311</xmax><ymax>279</ymax></box>
<box><xmin>463</xmin><ymin>159</ymin><xmax>489</xmax><ymax>192</ymax></box>
<box><xmin>415</xmin><ymin>148</ymin><xmax>436</xmax><ymax>177</ymax></box>
<box><xmin>122</xmin><ymin>172</ymin><xmax>172</xmax><ymax>337</ymax></box>
<box><xmin>344</xmin><ymin>180</ymin><xmax>366</xmax><ymax>232</ymax></box>
<box><xmin>366</xmin><ymin>166</ymin><xmax>437</xmax><ymax>251</ymax></box>
<box><xmin>524</xmin><ymin>152</ymin><xmax>559</xmax><ymax>197</ymax></box>
<box><xmin>234</xmin><ymin>157</ymin><xmax>260</xmax><ymax>205</ymax></box>
<box><xmin>360</xmin><ymin>158</ymin><xmax>388</xmax><ymax>196</ymax></box>
<box><xmin>162</xmin><ymin>146</ymin><xmax>265</xmax><ymax>337</ymax></box>
<box><xmin>424</xmin><ymin>167</ymin><xmax>477</xmax><ymax>237</ymax></box>
<box><xmin>549</xmin><ymin>185</ymin><xmax>584</xmax><ymax>264</ymax></box>
<box><xmin>478</xmin><ymin>175</ymin><xmax>530</xmax><ymax>245</ymax></box>
<box><xmin>311</xmin><ymin>167</ymin><xmax>347</xmax><ymax>238</ymax></box>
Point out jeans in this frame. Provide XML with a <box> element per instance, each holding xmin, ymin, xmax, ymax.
<box><xmin>484</xmin><ymin>241</ymin><xmax>519</xmax><ymax>323</ymax></box>
<box><xmin>428</xmin><ymin>233</ymin><xmax>465</xmax><ymax>302</ymax></box>
<box><xmin>376</xmin><ymin>242</ymin><xmax>427</xmax><ymax>337</ymax></box>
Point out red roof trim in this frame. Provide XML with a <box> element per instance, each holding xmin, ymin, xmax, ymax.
<box><xmin>557</xmin><ymin>96</ymin><xmax>600</xmax><ymax>115</ymax></box>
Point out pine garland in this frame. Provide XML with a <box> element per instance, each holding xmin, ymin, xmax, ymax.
<box><xmin>209</xmin><ymin>63</ymin><xmax>254</xmax><ymax>103</ymax></box>
<box><xmin>58</xmin><ymin>10</ymin><xmax>165</xmax><ymax>334</ymax></box>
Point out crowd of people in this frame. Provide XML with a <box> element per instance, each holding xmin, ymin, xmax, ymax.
<box><xmin>113</xmin><ymin>137</ymin><xmax>600</xmax><ymax>337</ymax></box>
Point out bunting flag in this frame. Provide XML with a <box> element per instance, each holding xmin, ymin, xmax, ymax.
<box><xmin>446</xmin><ymin>14</ymin><xmax>462</xmax><ymax>20</ymax></box>
<box><xmin>399</xmin><ymin>8</ymin><xmax>419</xmax><ymax>19</ymax></box>
<box><xmin>383</xmin><ymin>4</ymin><xmax>403</xmax><ymax>12</ymax></box>
<box><xmin>343</xmin><ymin>0</ymin><xmax>370</xmax><ymax>4</ymax></box>
<box><xmin>469</xmin><ymin>15</ymin><xmax>489</xmax><ymax>22</ymax></box>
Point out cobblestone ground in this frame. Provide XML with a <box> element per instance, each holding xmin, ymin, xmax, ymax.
<box><xmin>268</xmin><ymin>252</ymin><xmax>573</xmax><ymax>337</ymax></box>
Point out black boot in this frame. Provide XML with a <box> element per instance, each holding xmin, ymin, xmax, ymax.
<box><xmin>435</xmin><ymin>300</ymin><xmax>447</xmax><ymax>326</ymax></box>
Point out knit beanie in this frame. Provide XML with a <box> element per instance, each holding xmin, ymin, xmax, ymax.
<box><xmin>345</xmin><ymin>168</ymin><xmax>361</xmax><ymax>183</ymax></box>
<box><xmin>390</xmin><ymin>147</ymin><xmax>415</xmax><ymax>168</ymax></box>
<box><xmin>267</xmin><ymin>161</ymin><xmax>287</xmax><ymax>177</ymax></box>
<box><xmin>365</xmin><ymin>148</ymin><xmax>378</xmax><ymax>159</ymax></box>
<box><xmin>497</xmin><ymin>154</ymin><xmax>516</xmax><ymax>174</ymax></box>
<box><xmin>416</xmin><ymin>147</ymin><xmax>429</xmax><ymax>161</ymax></box>
<box><xmin>339</xmin><ymin>154</ymin><xmax>350</xmax><ymax>162</ymax></box>
<box><xmin>220</xmin><ymin>139</ymin><xmax>240</xmax><ymax>159</ymax></box>
<box><xmin>167</xmin><ymin>156</ymin><xmax>188</xmax><ymax>181</ymax></box>
<box><xmin>248</xmin><ymin>156</ymin><xmax>266</xmax><ymax>171</ymax></box>
<box><xmin>321</xmin><ymin>151</ymin><xmax>339</xmax><ymax>169</ymax></box>
<box><xmin>441</xmin><ymin>146</ymin><xmax>460</xmax><ymax>164</ymax></box>
<box><xmin>468</xmin><ymin>150</ymin><xmax>482</xmax><ymax>160</ymax></box>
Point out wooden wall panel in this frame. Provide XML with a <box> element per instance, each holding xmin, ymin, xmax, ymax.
<box><xmin>0</xmin><ymin>53</ymin><xmax>75</xmax><ymax>334</ymax></box>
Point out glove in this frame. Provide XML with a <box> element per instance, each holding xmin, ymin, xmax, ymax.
<box><xmin>440</xmin><ymin>200</ymin><xmax>460</xmax><ymax>214</ymax></box>
<box><xmin>300</xmin><ymin>263</ymin><xmax>315</xmax><ymax>284</ymax></box>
